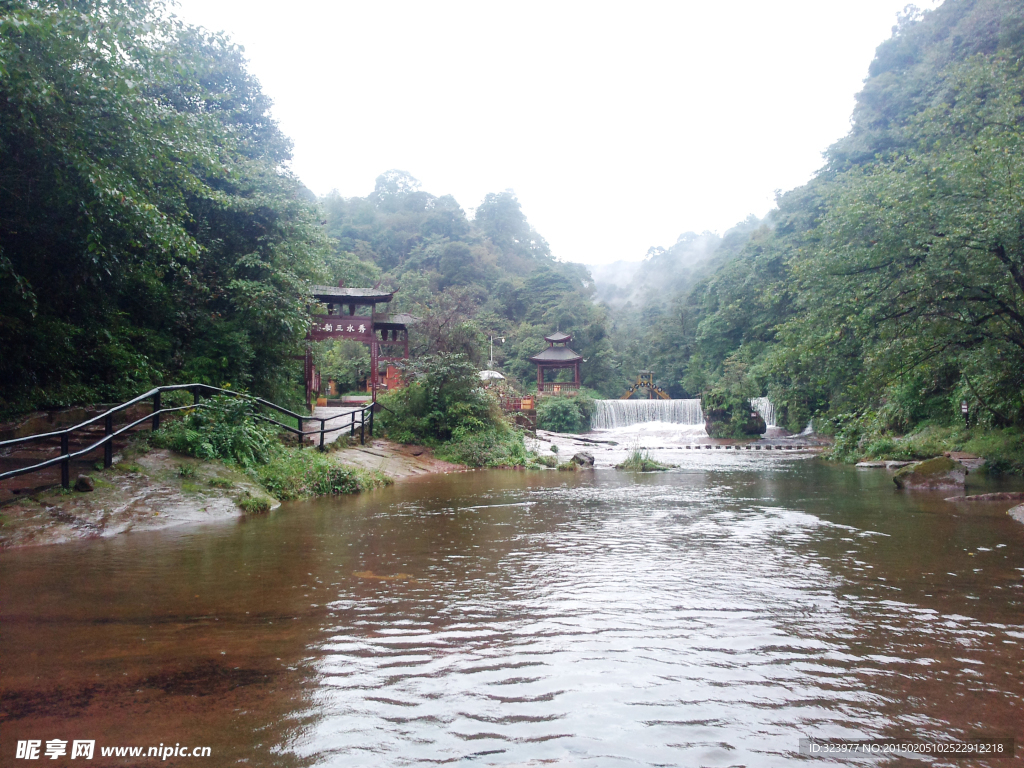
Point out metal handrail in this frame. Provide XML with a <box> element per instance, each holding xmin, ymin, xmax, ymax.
<box><xmin>0</xmin><ymin>384</ymin><xmax>374</xmax><ymax>489</ymax></box>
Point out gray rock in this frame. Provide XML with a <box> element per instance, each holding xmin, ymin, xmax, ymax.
<box><xmin>74</xmin><ymin>474</ymin><xmax>95</xmax><ymax>492</ymax></box>
<box><xmin>893</xmin><ymin>457</ymin><xmax>967</xmax><ymax>490</ymax></box>
<box><xmin>1008</xmin><ymin>504</ymin><xmax>1024</xmax><ymax>525</ymax></box>
<box><xmin>884</xmin><ymin>461</ymin><xmax>915</xmax><ymax>469</ymax></box>
<box><xmin>855</xmin><ymin>461</ymin><xmax>886</xmax><ymax>468</ymax></box>
<box><xmin>571</xmin><ymin>451</ymin><xmax>595</xmax><ymax>467</ymax></box>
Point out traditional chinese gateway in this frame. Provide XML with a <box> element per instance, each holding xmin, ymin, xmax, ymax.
<box><xmin>305</xmin><ymin>282</ymin><xmax>413</xmax><ymax>408</ymax></box>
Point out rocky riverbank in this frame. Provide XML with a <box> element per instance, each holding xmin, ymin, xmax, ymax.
<box><xmin>0</xmin><ymin>440</ymin><xmax>463</xmax><ymax>551</ymax></box>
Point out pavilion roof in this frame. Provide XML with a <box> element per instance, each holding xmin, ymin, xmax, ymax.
<box><xmin>529</xmin><ymin>345</ymin><xmax>582</xmax><ymax>363</ymax></box>
<box><xmin>544</xmin><ymin>331</ymin><xmax>572</xmax><ymax>343</ymax></box>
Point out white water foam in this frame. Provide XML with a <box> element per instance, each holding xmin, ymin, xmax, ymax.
<box><xmin>592</xmin><ymin>399</ymin><xmax>704</xmax><ymax>430</ymax></box>
<box><xmin>751</xmin><ymin>397</ymin><xmax>777</xmax><ymax>429</ymax></box>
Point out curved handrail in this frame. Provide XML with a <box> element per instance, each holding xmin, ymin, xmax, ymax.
<box><xmin>0</xmin><ymin>384</ymin><xmax>375</xmax><ymax>489</ymax></box>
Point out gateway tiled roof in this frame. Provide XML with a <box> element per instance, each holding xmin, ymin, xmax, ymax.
<box><xmin>310</xmin><ymin>285</ymin><xmax>395</xmax><ymax>303</ymax></box>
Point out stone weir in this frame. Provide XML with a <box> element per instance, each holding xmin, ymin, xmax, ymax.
<box><xmin>592</xmin><ymin>399</ymin><xmax>705</xmax><ymax>430</ymax></box>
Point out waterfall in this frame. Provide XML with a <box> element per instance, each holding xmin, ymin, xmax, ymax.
<box><xmin>751</xmin><ymin>397</ymin><xmax>776</xmax><ymax>429</ymax></box>
<box><xmin>592</xmin><ymin>399</ymin><xmax>704</xmax><ymax>430</ymax></box>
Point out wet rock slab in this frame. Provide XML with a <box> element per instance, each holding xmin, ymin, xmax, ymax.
<box><xmin>0</xmin><ymin>450</ymin><xmax>268</xmax><ymax>550</ymax></box>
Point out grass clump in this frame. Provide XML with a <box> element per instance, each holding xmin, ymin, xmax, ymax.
<box><xmin>253</xmin><ymin>449</ymin><xmax>391</xmax><ymax>501</ymax></box>
<box><xmin>530</xmin><ymin>454</ymin><xmax>558</xmax><ymax>468</ymax></box>
<box><xmin>207</xmin><ymin>476</ymin><xmax>234</xmax><ymax>489</ymax></box>
<box><xmin>235</xmin><ymin>490</ymin><xmax>272</xmax><ymax>515</ymax></box>
<box><xmin>615</xmin><ymin>438</ymin><xmax>673</xmax><ymax>472</ymax></box>
<box><xmin>151</xmin><ymin>394</ymin><xmax>277</xmax><ymax>467</ymax></box>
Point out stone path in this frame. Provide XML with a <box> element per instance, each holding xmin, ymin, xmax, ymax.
<box><xmin>307</xmin><ymin>406</ymin><xmax>364</xmax><ymax>446</ymax></box>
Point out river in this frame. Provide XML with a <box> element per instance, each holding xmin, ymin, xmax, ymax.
<box><xmin>1</xmin><ymin>456</ymin><xmax>1023</xmax><ymax>766</ymax></box>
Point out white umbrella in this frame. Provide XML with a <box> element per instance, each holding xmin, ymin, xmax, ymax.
<box><xmin>478</xmin><ymin>370</ymin><xmax>505</xmax><ymax>381</ymax></box>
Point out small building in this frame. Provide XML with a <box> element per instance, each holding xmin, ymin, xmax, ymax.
<box><xmin>529</xmin><ymin>331</ymin><xmax>582</xmax><ymax>395</ymax></box>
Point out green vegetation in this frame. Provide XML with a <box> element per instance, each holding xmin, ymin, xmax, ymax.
<box><xmin>435</xmin><ymin>430</ymin><xmax>527</xmax><ymax>468</ymax></box>
<box><xmin>830</xmin><ymin>418</ymin><xmax>1024</xmax><ymax>474</ymax></box>
<box><xmin>235</xmin><ymin>492</ymin><xmax>272</xmax><ymax>515</ymax></box>
<box><xmin>152</xmin><ymin>396</ymin><xmax>277</xmax><ymax>467</ymax></box>
<box><xmin>536</xmin><ymin>394</ymin><xmax>595</xmax><ymax>433</ymax></box>
<box><xmin>378</xmin><ymin>353</ymin><xmax>527</xmax><ymax>467</ymax></box>
<box><xmin>615</xmin><ymin>443</ymin><xmax>673</xmax><ymax>472</ymax></box>
<box><xmin>0</xmin><ymin>0</ymin><xmax>329</xmax><ymax>414</ymax></box>
<box><xmin>252</xmin><ymin>450</ymin><xmax>390</xmax><ymax>500</ymax></box>
<box><xmin>152</xmin><ymin>393</ymin><xmax>389</xmax><ymax>498</ymax></box>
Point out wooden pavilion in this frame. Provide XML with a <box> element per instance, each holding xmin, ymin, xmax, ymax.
<box><xmin>529</xmin><ymin>331</ymin><xmax>582</xmax><ymax>395</ymax></box>
<box><xmin>305</xmin><ymin>282</ymin><xmax>412</xmax><ymax>408</ymax></box>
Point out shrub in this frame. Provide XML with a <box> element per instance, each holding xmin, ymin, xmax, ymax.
<box><xmin>435</xmin><ymin>428</ymin><xmax>527</xmax><ymax>468</ymax></box>
<box><xmin>153</xmin><ymin>395</ymin><xmax>277</xmax><ymax>467</ymax></box>
<box><xmin>379</xmin><ymin>353</ymin><xmax>495</xmax><ymax>444</ymax></box>
<box><xmin>253</xmin><ymin>449</ymin><xmax>391</xmax><ymax>500</ymax></box>
<box><xmin>537</xmin><ymin>396</ymin><xmax>587</xmax><ymax>433</ymax></box>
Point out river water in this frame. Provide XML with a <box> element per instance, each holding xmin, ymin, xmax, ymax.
<box><xmin>2</xmin><ymin>457</ymin><xmax>1023</xmax><ymax>767</ymax></box>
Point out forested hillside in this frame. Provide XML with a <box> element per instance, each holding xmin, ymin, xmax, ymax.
<box><xmin>614</xmin><ymin>0</ymin><xmax>1024</xmax><ymax>448</ymax></box>
<box><xmin>317</xmin><ymin>173</ymin><xmax>618</xmax><ymax>394</ymax></box>
<box><xmin>0</xmin><ymin>0</ymin><xmax>328</xmax><ymax>412</ymax></box>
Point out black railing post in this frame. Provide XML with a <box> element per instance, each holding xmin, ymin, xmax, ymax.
<box><xmin>104</xmin><ymin>415</ymin><xmax>113</xmax><ymax>468</ymax></box>
<box><xmin>193</xmin><ymin>385</ymin><xmax>202</xmax><ymax>405</ymax></box>
<box><xmin>360</xmin><ymin>409</ymin><xmax>366</xmax><ymax>445</ymax></box>
<box><xmin>369</xmin><ymin>406</ymin><xmax>374</xmax><ymax>437</ymax></box>
<box><xmin>319</xmin><ymin>419</ymin><xmax>326</xmax><ymax>451</ymax></box>
<box><xmin>61</xmin><ymin>432</ymin><xmax>70</xmax><ymax>489</ymax></box>
<box><xmin>152</xmin><ymin>391</ymin><xmax>161</xmax><ymax>432</ymax></box>
<box><xmin>350</xmin><ymin>412</ymin><xmax>356</xmax><ymax>437</ymax></box>
<box><xmin>297</xmin><ymin>417</ymin><xmax>303</xmax><ymax>449</ymax></box>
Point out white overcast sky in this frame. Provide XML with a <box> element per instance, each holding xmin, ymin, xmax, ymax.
<box><xmin>173</xmin><ymin>0</ymin><xmax>933</xmax><ymax>266</ymax></box>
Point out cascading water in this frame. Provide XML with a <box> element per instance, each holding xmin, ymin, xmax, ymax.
<box><xmin>750</xmin><ymin>397</ymin><xmax>776</xmax><ymax>429</ymax></box>
<box><xmin>592</xmin><ymin>399</ymin><xmax>704</xmax><ymax>430</ymax></box>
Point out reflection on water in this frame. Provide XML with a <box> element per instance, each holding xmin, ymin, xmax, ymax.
<box><xmin>2</xmin><ymin>460</ymin><xmax>1023</xmax><ymax>767</ymax></box>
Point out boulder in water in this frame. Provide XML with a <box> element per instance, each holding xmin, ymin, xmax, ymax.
<box><xmin>1008</xmin><ymin>504</ymin><xmax>1024</xmax><ymax>525</ymax></box>
<box><xmin>893</xmin><ymin>457</ymin><xmax>967</xmax><ymax>490</ymax></box>
<box><xmin>571</xmin><ymin>451</ymin><xmax>595</xmax><ymax>467</ymax></box>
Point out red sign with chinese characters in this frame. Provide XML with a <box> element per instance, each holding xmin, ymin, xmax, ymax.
<box><xmin>308</xmin><ymin>315</ymin><xmax>375</xmax><ymax>342</ymax></box>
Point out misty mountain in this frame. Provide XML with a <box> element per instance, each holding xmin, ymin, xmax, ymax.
<box><xmin>590</xmin><ymin>218</ymin><xmax>762</xmax><ymax>309</ymax></box>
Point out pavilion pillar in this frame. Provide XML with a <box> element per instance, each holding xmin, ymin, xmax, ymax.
<box><xmin>537</xmin><ymin>365</ymin><xmax>544</xmax><ymax>392</ymax></box>
<box><xmin>574</xmin><ymin>362</ymin><xmax>580</xmax><ymax>386</ymax></box>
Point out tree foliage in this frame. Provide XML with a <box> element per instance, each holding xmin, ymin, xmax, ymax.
<box><xmin>0</xmin><ymin>0</ymin><xmax>328</xmax><ymax>412</ymax></box>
